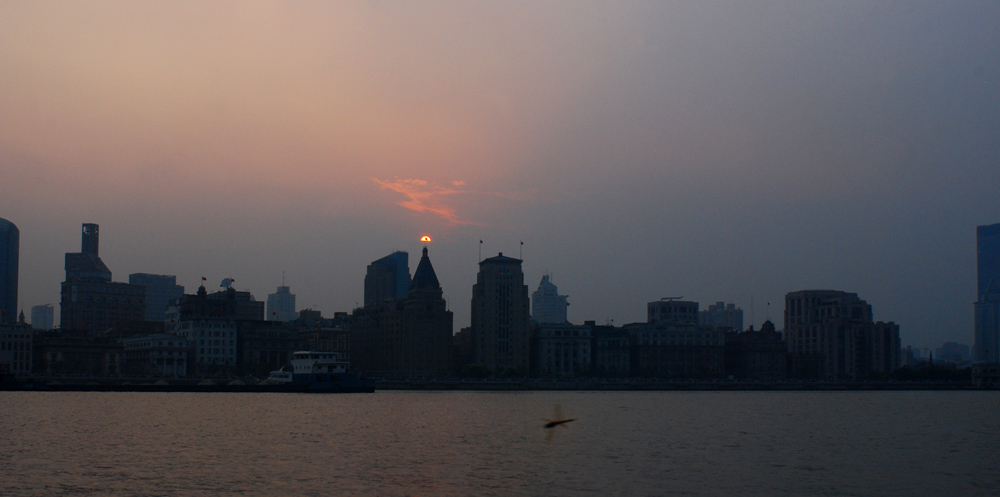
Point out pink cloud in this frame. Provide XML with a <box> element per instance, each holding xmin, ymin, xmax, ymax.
<box><xmin>372</xmin><ymin>177</ymin><xmax>484</xmax><ymax>226</ymax></box>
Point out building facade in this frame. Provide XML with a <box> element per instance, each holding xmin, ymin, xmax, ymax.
<box><xmin>121</xmin><ymin>334</ymin><xmax>189</xmax><ymax>378</ymax></box>
<box><xmin>0</xmin><ymin>218</ymin><xmax>18</xmax><ymax>325</ymax></box>
<box><xmin>167</xmin><ymin>285</ymin><xmax>265</xmax><ymax>376</ymax></box>
<box><xmin>724</xmin><ymin>320</ymin><xmax>786</xmax><ymax>380</ymax></box>
<box><xmin>532</xmin><ymin>322</ymin><xmax>591</xmax><ymax>377</ymax></box>
<box><xmin>626</xmin><ymin>321</ymin><xmax>726</xmax><ymax>379</ymax></box>
<box><xmin>590</xmin><ymin>322</ymin><xmax>630</xmax><ymax>376</ymax></box>
<box><xmin>784</xmin><ymin>290</ymin><xmax>900</xmax><ymax>380</ymax></box>
<box><xmin>266</xmin><ymin>285</ymin><xmax>297</xmax><ymax>322</ymax></box>
<box><xmin>60</xmin><ymin>224</ymin><xmax>145</xmax><ymax>332</ymax></box>
<box><xmin>531</xmin><ymin>275</ymin><xmax>568</xmax><ymax>324</ymax></box>
<box><xmin>975</xmin><ymin>223</ymin><xmax>1000</xmax><ymax>363</ymax></box>
<box><xmin>469</xmin><ymin>253</ymin><xmax>531</xmax><ymax>373</ymax></box>
<box><xmin>32</xmin><ymin>330</ymin><xmax>122</xmax><ymax>377</ymax></box>
<box><xmin>0</xmin><ymin>320</ymin><xmax>32</xmax><ymax>376</ymax></box>
<box><xmin>647</xmin><ymin>299</ymin><xmax>700</xmax><ymax>326</ymax></box>
<box><xmin>128</xmin><ymin>273</ymin><xmax>184</xmax><ymax>322</ymax></box>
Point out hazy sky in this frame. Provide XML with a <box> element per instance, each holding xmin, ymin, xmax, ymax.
<box><xmin>2</xmin><ymin>1</ymin><xmax>998</xmax><ymax>348</ymax></box>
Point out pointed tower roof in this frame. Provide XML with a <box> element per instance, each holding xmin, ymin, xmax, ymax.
<box><xmin>410</xmin><ymin>247</ymin><xmax>441</xmax><ymax>291</ymax></box>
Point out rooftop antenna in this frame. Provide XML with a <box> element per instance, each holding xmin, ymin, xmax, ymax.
<box><xmin>479</xmin><ymin>239</ymin><xmax>483</xmax><ymax>262</ymax></box>
<box><xmin>750</xmin><ymin>294</ymin><xmax>755</xmax><ymax>330</ymax></box>
<box><xmin>282</xmin><ymin>270</ymin><xmax>285</xmax><ymax>287</ymax></box>
<box><xmin>520</xmin><ymin>240</ymin><xmax>523</xmax><ymax>260</ymax></box>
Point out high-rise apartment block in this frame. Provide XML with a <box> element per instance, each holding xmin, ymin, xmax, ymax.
<box><xmin>364</xmin><ymin>251</ymin><xmax>409</xmax><ymax>307</ymax></box>
<box><xmin>266</xmin><ymin>285</ymin><xmax>297</xmax><ymax>322</ymax></box>
<box><xmin>531</xmin><ymin>275</ymin><xmax>568</xmax><ymax>324</ymax></box>
<box><xmin>0</xmin><ymin>218</ymin><xmax>18</xmax><ymax>325</ymax></box>
<box><xmin>129</xmin><ymin>273</ymin><xmax>184</xmax><ymax>322</ymax></box>
<box><xmin>470</xmin><ymin>253</ymin><xmax>530</xmax><ymax>373</ymax></box>
<box><xmin>784</xmin><ymin>290</ymin><xmax>900</xmax><ymax>380</ymax></box>
<box><xmin>30</xmin><ymin>304</ymin><xmax>54</xmax><ymax>331</ymax></box>
<box><xmin>60</xmin><ymin>224</ymin><xmax>145</xmax><ymax>333</ymax></box>
<box><xmin>974</xmin><ymin>223</ymin><xmax>1000</xmax><ymax>363</ymax></box>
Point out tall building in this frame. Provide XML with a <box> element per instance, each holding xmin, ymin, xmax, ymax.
<box><xmin>129</xmin><ymin>273</ymin><xmax>184</xmax><ymax>322</ymax></box>
<box><xmin>350</xmin><ymin>247</ymin><xmax>453</xmax><ymax>378</ymax></box>
<box><xmin>647</xmin><ymin>298</ymin><xmax>700</xmax><ymax>326</ymax></box>
<box><xmin>700</xmin><ymin>301</ymin><xmax>744</xmax><ymax>331</ymax></box>
<box><xmin>364</xmin><ymin>251</ymin><xmax>409</xmax><ymax>307</ymax></box>
<box><xmin>975</xmin><ymin>223</ymin><xmax>1000</xmax><ymax>363</ymax></box>
<box><xmin>266</xmin><ymin>285</ymin><xmax>297</xmax><ymax>322</ymax></box>
<box><xmin>0</xmin><ymin>218</ymin><xmax>18</xmax><ymax>325</ymax></box>
<box><xmin>470</xmin><ymin>253</ymin><xmax>530</xmax><ymax>373</ymax></box>
<box><xmin>60</xmin><ymin>223</ymin><xmax>145</xmax><ymax>333</ymax></box>
<box><xmin>531</xmin><ymin>275</ymin><xmax>568</xmax><ymax>324</ymax></box>
<box><xmin>30</xmin><ymin>304</ymin><xmax>54</xmax><ymax>331</ymax></box>
<box><xmin>784</xmin><ymin>290</ymin><xmax>900</xmax><ymax>380</ymax></box>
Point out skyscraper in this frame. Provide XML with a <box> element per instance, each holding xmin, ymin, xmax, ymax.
<box><xmin>266</xmin><ymin>285</ymin><xmax>297</xmax><ymax>322</ymax></box>
<box><xmin>531</xmin><ymin>275</ymin><xmax>568</xmax><ymax>324</ymax></box>
<box><xmin>129</xmin><ymin>273</ymin><xmax>184</xmax><ymax>322</ymax></box>
<box><xmin>0</xmin><ymin>218</ymin><xmax>18</xmax><ymax>325</ymax></box>
<box><xmin>364</xmin><ymin>251</ymin><xmax>409</xmax><ymax>307</ymax></box>
<box><xmin>60</xmin><ymin>223</ymin><xmax>145</xmax><ymax>332</ymax></box>
<box><xmin>470</xmin><ymin>253</ymin><xmax>530</xmax><ymax>373</ymax></box>
<box><xmin>974</xmin><ymin>223</ymin><xmax>1000</xmax><ymax>363</ymax></box>
<box><xmin>30</xmin><ymin>304</ymin><xmax>54</xmax><ymax>331</ymax></box>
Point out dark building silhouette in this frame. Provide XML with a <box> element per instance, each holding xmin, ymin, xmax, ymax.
<box><xmin>121</xmin><ymin>334</ymin><xmax>189</xmax><ymax>378</ymax></box>
<box><xmin>469</xmin><ymin>253</ymin><xmax>530</xmax><ymax>373</ymax></box>
<box><xmin>129</xmin><ymin>273</ymin><xmax>184</xmax><ymax>322</ymax></box>
<box><xmin>724</xmin><ymin>320</ymin><xmax>787</xmax><ymax>380</ymax></box>
<box><xmin>627</xmin><ymin>300</ymin><xmax>725</xmax><ymax>379</ymax></box>
<box><xmin>1</xmin><ymin>317</ymin><xmax>32</xmax><ymax>376</ymax></box>
<box><xmin>364</xmin><ymin>251</ymin><xmax>409</xmax><ymax>307</ymax></box>
<box><xmin>975</xmin><ymin>223</ymin><xmax>1000</xmax><ymax>363</ymax></box>
<box><xmin>60</xmin><ymin>224</ymin><xmax>145</xmax><ymax>333</ymax></box>
<box><xmin>239</xmin><ymin>321</ymin><xmax>306</xmax><ymax>377</ymax></box>
<box><xmin>32</xmin><ymin>329</ymin><xmax>122</xmax><ymax>376</ymax></box>
<box><xmin>531</xmin><ymin>322</ymin><xmax>591</xmax><ymax>377</ymax></box>
<box><xmin>0</xmin><ymin>217</ymin><xmax>18</xmax><ymax>324</ymax></box>
<box><xmin>166</xmin><ymin>284</ymin><xmax>265</xmax><ymax>375</ymax></box>
<box><xmin>351</xmin><ymin>247</ymin><xmax>453</xmax><ymax>378</ymax></box>
<box><xmin>589</xmin><ymin>321</ymin><xmax>630</xmax><ymax>376</ymax></box>
<box><xmin>784</xmin><ymin>290</ymin><xmax>900</xmax><ymax>380</ymax></box>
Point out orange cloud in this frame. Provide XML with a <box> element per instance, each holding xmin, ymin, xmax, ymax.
<box><xmin>372</xmin><ymin>177</ymin><xmax>484</xmax><ymax>225</ymax></box>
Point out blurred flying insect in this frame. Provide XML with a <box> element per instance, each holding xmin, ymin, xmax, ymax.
<box><xmin>543</xmin><ymin>404</ymin><xmax>576</xmax><ymax>442</ymax></box>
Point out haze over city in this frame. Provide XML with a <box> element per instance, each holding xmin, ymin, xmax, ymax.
<box><xmin>2</xmin><ymin>1</ymin><xmax>999</xmax><ymax>349</ymax></box>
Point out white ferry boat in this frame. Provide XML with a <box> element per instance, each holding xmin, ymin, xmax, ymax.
<box><xmin>268</xmin><ymin>351</ymin><xmax>375</xmax><ymax>393</ymax></box>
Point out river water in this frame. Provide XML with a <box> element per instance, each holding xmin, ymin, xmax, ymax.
<box><xmin>1</xmin><ymin>391</ymin><xmax>998</xmax><ymax>496</ymax></box>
